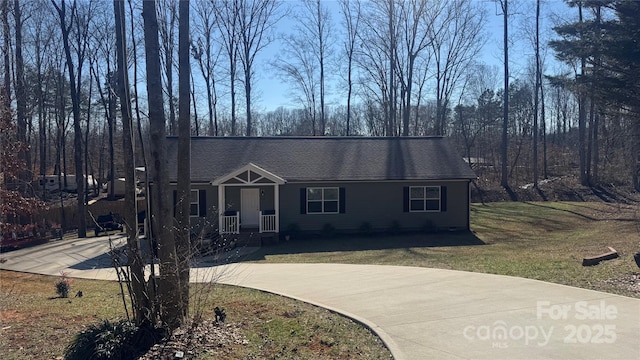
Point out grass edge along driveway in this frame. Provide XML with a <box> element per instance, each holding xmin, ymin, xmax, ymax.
<box><xmin>246</xmin><ymin>201</ymin><xmax>640</xmax><ymax>298</ymax></box>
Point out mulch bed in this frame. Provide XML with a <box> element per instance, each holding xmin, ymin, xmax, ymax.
<box><xmin>138</xmin><ymin>320</ymin><xmax>248</xmax><ymax>359</ymax></box>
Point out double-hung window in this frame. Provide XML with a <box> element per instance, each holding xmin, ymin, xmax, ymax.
<box><xmin>190</xmin><ymin>189</ymin><xmax>200</xmax><ymax>217</ymax></box>
<box><xmin>307</xmin><ymin>187</ymin><xmax>339</xmax><ymax>214</ymax></box>
<box><xmin>409</xmin><ymin>186</ymin><xmax>441</xmax><ymax>212</ymax></box>
<box><xmin>174</xmin><ymin>189</ymin><xmax>207</xmax><ymax>218</ymax></box>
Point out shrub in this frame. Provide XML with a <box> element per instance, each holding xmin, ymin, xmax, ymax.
<box><xmin>64</xmin><ymin>320</ymin><xmax>164</xmax><ymax>360</ymax></box>
<box><xmin>421</xmin><ymin>219</ymin><xmax>436</xmax><ymax>233</ymax></box>
<box><xmin>387</xmin><ymin>220</ymin><xmax>401</xmax><ymax>235</ymax></box>
<box><xmin>321</xmin><ymin>223</ymin><xmax>336</xmax><ymax>238</ymax></box>
<box><xmin>55</xmin><ymin>272</ymin><xmax>72</xmax><ymax>298</ymax></box>
<box><xmin>358</xmin><ymin>222</ymin><xmax>373</xmax><ymax>236</ymax></box>
<box><xmin>284</xmin><ymin>223</ymin><xmax>301</xmax><ymax>238</ymax></box>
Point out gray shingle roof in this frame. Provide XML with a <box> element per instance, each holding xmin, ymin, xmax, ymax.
<box><xmin>165</xmin><ymin>136</ymin><xmax>476</xmax><ymax>183</ymax></box>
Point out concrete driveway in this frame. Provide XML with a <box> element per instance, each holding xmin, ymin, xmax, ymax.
<box><xmin>1</xmin><ymin>236</ymin><xmax>639</xmax><ymax>360</ymax></box>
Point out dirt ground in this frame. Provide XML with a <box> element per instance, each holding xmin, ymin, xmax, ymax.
<box><xmin>471</xmin><ymin>175</ymin><xmax>640</xmax><ymax>204</ymax></box>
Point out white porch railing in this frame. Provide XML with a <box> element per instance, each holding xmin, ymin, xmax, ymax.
<box><xmin>259</xmin><ymin>211</ymin><xmax>277</xmax><ymax>233</ymax></box>
<box><xmin>220</xmin><ymin>212</ymin><xmax>240</xmax><ymax>234</ymax></box>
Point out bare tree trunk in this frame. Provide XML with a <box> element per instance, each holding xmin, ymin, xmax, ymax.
<box><xmin>190</xmin><ymin>69</ymin><xmax>199</xmax><ymax>135</ymax></box>
<box><xmin>175</xmin><ymin>0</ymin><xmax>191</xmax><ymax>319</ymax></box>
<box><xmin>316</xmin><ymin>0</ymin><xmax>326</xmax><ymax>136</ymax></box>
<box><xmin>500</xmin><ymin>0</ymin><xmax>509</xmax><ymax>188</ymax></box>
<box><xmin>633</xmin><ymin>107</ymin><xmax>640</xmax><ymax>191</ymax></box>
<box><xmin>52</xmin><ymin>0</ymin><xmax>87</xmax><ymax>238</ymax></box>
<box><xmin>587</xmin><ymin>97</ymin><xmax>594</xmax><ymax>184</ymax></box>
<box><xmin>108</xmin><ymin>72</ymin><xmax>116</xmax><ymax>199</ymax></box>
<box><xmin>541</xmin><ymin>72</ymin><xmax>548</xmax><ymax>179</ymax></box>
<box><xmin>532</xmin><ymin>0</ymin><xmax>540</xmax><ymax>188</ymax></box>
<box><xmin>577</xmin><ymin>3</ymin><xmax>588</xmax><ymax>186</ymax></box>
<box><xmin>213</xmin><ymin>0</ymin><xmax>239</xmax><ymax>135</ymax></box>
<box><xmin>91</xmin><ymin>56</ymin><xmax>116</xmax><ymax>199</ymax></box>
<box><xmin>159</xmin><ymin>0</ymin><xmax>177</xmax><ymax>135</ymax></box>
<box><xmin>388</xmin><ymin>0</ymin><xmax>396</xmax><ymax>136</ymax></box>
<box><xmin>34</xmin><ymin>20</ymin><xmax>47</xmax><ymax>199</ymax></box>
<box><xmin>236</xmin><ymin>0</ymin><xmax>280</xmax><ymax>136</ymax></box>
<box><xmin>142</xmin><ymin>0</ymin><xmax>181</xmax><ymax>331</ymax></box>
<box><xmin>192</xmin><ymin>1</ymin><xmax>217</xmax><ymax>136</ymax></box>
<box><xmin>1</xmin><ymin>0</ymin><xmax>10</xmax><ymax>106</ymax></box>
<box><xmin>127</xmin><ymin>0</ymin><xmax>148</xmax><ymax>184</ymax></box>
<box><xmin>339</xmin><ymin>0</ymin><xmax>360</xmax><ymax>135</ymax></box>
<box><xmin>84</xmin><ymin>60</ymin><xmax>93</xmax><ymax>199</ymax></box>
<box><xmin>592</xmin><ymin>108</ymin><xmax>599</xmax><ymax>184</ymax></box>
<box><xmin>14</xmin><ymin>0</ymin><xmax>31</xmax><ymax>192</ymax></box>
<box><xmin>115</xmin><ymin>0</ymin><xmax>152</xmax><ymax>326</ymax></box>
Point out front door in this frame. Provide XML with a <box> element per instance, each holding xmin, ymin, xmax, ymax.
<box><xmin>241</xmin><ymin>188</ymin><xmax>260</xmax><ymax>227</ymax></box>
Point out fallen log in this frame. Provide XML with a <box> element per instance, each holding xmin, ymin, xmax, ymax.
<box><xmin>582</xmin><ymin>247</ymin><xmax>619</xmax><ymax>266</ymax></box>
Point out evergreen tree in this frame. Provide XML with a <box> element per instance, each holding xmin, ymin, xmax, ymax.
<box><xmin>550</xmin><ymin>0</ymin><xmax>640</xmax><ymax>188</ymax></box>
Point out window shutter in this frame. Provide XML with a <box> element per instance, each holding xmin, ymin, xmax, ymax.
<box><xmin>403</xmin><ymin>187</ymin><xmax>409</xmax><ymax>212</ymax></box>
<box><xmin>173</xmin><ymin>190</ymin><xmax>177</xmax><ymax>217</ymax></box>
<box><xmin>300</xmin><ymin>188</ymin><xmax>307</xmax><ymax>214</ymax></box>
<box><xmin>199</xmin><ymin>189</ymin><xmax>207</xmax><ymax>217</ymax></box>
<box><xmin>339</xmin><ymin>187</ymin><xmax>346</xmax><ymax>213</ymax></box>
<box><xmin>441</xmin><ymin>186</ymin><xmax>447</xmax><ymax>212</ymax></box>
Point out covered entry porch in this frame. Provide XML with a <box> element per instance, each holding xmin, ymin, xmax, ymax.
<box><xmin>212</xmin><ymin>163</ymin><xmax>285</xmax><ymax>235</ymax></box>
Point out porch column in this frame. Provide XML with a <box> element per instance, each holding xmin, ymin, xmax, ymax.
<box><xmin>218</xmin><ymin>184</ymin><xmax>224</xmax><ymax>234</ymax></box>
<box><xmin>274</xmin><ymin>184</ymin><xmax>280</xmax><ymax>233</ymax></box>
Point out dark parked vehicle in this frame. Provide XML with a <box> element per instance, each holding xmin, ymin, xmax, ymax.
<box><xmin>94</xmin><ymin>213</ymin><xmax>123</xmax><ymax>236</ymax></box>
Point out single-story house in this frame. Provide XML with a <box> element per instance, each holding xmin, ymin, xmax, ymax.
<box><xmin>164</xmin><ymin>136</ymin><xmax>476</xmax><ymax>238</ymax></box>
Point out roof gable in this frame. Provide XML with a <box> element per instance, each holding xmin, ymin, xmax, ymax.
<box><xmin>166</xmin><ymin>136</ymin><xmax>476</xmax><ymax>183</ymax></box>
<box><xmin>212</xmin><ymin>162</ymin><xmax>286</xmax><ymax>185</ymax></box>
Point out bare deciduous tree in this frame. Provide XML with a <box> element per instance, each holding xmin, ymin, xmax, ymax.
<box><xmin>1</xmin><ymin>0</ymin><xmax>9</xmax><ymax>105</ymax></box>
<box><xmin>192</xmin><ymin>0</ymin><xmax>221</xmax><ymax>136</ymax></box>
<box><xmin>497</xmin><ymin>0</ymin><xmax>509</xmax><ymax>188</ymax></box>
<box><xmin>51</xmin><ymin>0</ymin><xmax>89</xmax><ymax>237</ymax></box>
<box><xmin>114</xmin><ymin>0</ymin><xmax>151</xmax><ymax>325</ymax></box>
<box><xmin>338</xmin><ymin>0</ymin><xmax>361</xmax><ymax>136</ymax></box>
<box><xmin>142</xmin><ymin>0</ymin><xmax>182</xmax><ymax>330</ymax></box>
<box><xmin>14</xmin><ymin>0</ymin><xmax>30</xmax><ymax>189</ymax></box>
<box><xmin>272</xmin><ymin>30</ymin><xmax>318</xmax><ymax>135</ymax></box>
<box><xmin>175</xmin><ymin>0</ymin><xmax>191</xmax><ymax>319</ymax></box>
<box><xmin>396</xmin><ymin>0</ymin><xmax>440</xmax><ymax>136</ymax></box>
<box><xmin>430</xmin><ymin>0</ymin><xmax>486</xmax><ymax>136</ymax></box>
<box><xmin>357</xmin><ymin>0</ymin><xmax>402</xmax><ymax>136</ymax></box>
<box><xmin>237</xmin><ymin>0</ymin><xmax>281</xmax><ymax>136</ymax></box>
<box><xmin>213</xmin><ymin>0</ymin><xmax>240</xmax><ymax>135</ymax></box>
<box><xmin>158</xmin><ymin>0</ymin><xmax>177</xmax><ymax>136</ymax></box>
<box><xmin>273</xmin><ymin>0</ymin><xmax>331</xmax><ymax>136</ymax></box>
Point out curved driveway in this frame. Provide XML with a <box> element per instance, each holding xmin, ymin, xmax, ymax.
<box><xmin>1</xmin><ymin>236</ymin><xmax>639</xmax><ymax>360</ymax></box>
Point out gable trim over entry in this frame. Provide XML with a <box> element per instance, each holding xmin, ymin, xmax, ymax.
<box><xmin>211</xmin><ymin>162</ymin><xmax>286</xmax><ymax>186</ymax></box>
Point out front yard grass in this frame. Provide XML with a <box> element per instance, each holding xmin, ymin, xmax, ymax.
<box><xmin>248</xmin><ymin>202</ymin><xmax>640</xmax><ymax>297</ymax></box>
<box><xmin>0</xmin><ymin>271</ymin><xmax>391</xmax><ymax>359</ymax></box>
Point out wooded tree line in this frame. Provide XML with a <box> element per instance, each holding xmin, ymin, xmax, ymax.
<box><xmin>2</xmin><ymin>0</ymin><xmax>640</xmax><ymax>208</ymax></box>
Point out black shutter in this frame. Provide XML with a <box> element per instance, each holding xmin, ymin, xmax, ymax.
<box><xmin>441</xmin><ymin>186</ymin><xmax>447</xmax><ymax>212</ymax></box>
<box><xmin>173</xmin><ymin>190</ymin><xmax>177</xmax><ymax>217</ymax></box>
<box><xmin>339</xmin><ymin>187</ymin><xmax>346</xmax><ymax>213</ymax></box>
<box><xmin>300</xmin><ymin>188</ymin><xmax>307</xmax><ymax>214</ymax></box>
<box><xmin>199</xmin><ymin>189</ymin><xmax>207</xmax><ymax>217</ymax></box>
<box><xmin>403</xmin><ymin>187</ymin><xmax>409</xmax><ymax>212</ymax></box>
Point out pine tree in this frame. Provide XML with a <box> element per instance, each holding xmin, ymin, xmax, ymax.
<box><xmin>550</xmin><ymin>0</ymin><xmax>640</xmax><ymax>188</ymax></box>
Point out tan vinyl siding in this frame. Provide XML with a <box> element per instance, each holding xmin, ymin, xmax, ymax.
<box><xmin>279</xmin><ymin>181</ymin><xmax>469</xmax><ymax>233</ymax></box>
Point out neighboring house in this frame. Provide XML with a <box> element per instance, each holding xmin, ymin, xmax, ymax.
<box><xmin>164</xmin><ymin>136</ymin><xmax>476</xmax><ymax>238</ymax></box>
